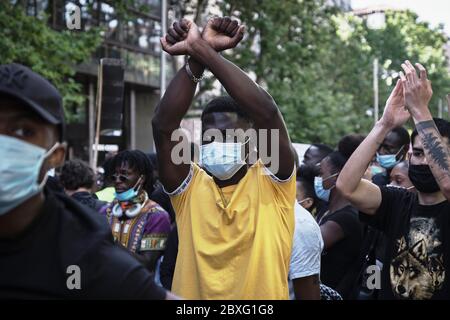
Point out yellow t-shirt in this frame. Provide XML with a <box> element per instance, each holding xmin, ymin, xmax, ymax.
<box><xmin>169</xmin><ymin>160</ymin><xmax>296</xmax><ymax>300</ymax></box>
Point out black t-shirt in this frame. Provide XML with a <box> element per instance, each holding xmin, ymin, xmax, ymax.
<box><xmin>0</xmin><ymin>189</ymin><xmax>166</xmax><ymax>299</ymax></box>
<box><xmin>370</xmin><ymin>172</ymin><xmax>389</xmax><ymax>264</ymax></box>
<box><xmin>360</xmin><ymin>186</ymin><xmax>450</xmax><ymax>300</ymax></box>
<box><xmin>320</xmin><ymin>205</ymin><xmax>363</xmax><ymax>296</ymax></box>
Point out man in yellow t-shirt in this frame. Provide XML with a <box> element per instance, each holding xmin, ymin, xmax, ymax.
<box><xmin>152</xmin><ymin>17</ymin><xmax>296</xmax><ymax>299</ymax></box>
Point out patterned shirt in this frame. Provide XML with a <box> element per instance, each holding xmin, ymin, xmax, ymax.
<box><xmin>102</xmin><ymin>194</ymin><xmax>171</xmax><ymax>253</ymax></box>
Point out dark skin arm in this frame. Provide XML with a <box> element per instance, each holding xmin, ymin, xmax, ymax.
<box><xmin>189</xmin><ymin>23</ymin><xmax>295</xmax><ymax>180</ymax></box>
<box><xmin>293</xmin><ymin>274</ymin><xmax>321</xmax><ymax>300</ymax></box>
<box><xmin>153</xmin><ymin>18</ymin><xmax>243</xmax><ymax>192</ymax></box>
<box><xmin>320</xmin><ymin>221</ymin><xmax>345</xmax><ymax>250</ymax></box>
<box><xmin>153</xmin><ymin>18</ymin><xmax>295</xmax><ymax>192</ymax></box>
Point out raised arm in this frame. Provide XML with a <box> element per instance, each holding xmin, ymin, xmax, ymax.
<box><xmin>152</xmin><ymin>18</ymin><xmax>244</xmax><ymax>192</ymax></box>
<box><xmin>152</xmin><ymin>20</ymin><xmax>202</xmax><ymax>192</ymax></box>
<box><xmin>188</xmin><ymin>18</ymin><xmax>295</xmax><ymax>180</ymax></box>
<box><xmin>401</xmin><ymin>61</ymin><xmax>450</xmax><ymax>200</ymax></box>
<box><xmin>337</xmin><ymin>79</ymin><xmax>411</xmax><ymax>214</ymax></box>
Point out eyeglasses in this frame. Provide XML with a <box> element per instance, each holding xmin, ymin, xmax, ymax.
<box><xmin>111</xmin><ymin>174</ymin><xmax>132</xmax><ymax>182</ymax></box>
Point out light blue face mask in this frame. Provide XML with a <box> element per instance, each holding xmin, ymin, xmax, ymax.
<box><xmin>200</xmin><ymin>140</ymin><xmax>248</xmax><ymax>181</ymax></box>
<box><xmin>370</xmin><ymin>165</ymin><xmax>384</xmax><ymax>176</ymax></box>
<box><xmin>115</xmin><ymin>188</ymin><xmax>139</xmax><ymax>202</ymax></box>
<box><xmin>314</xmin><ymin>173</ymin><xmax>339</xmax><ymax>202</ymax></box>
<box><xmin>376</xmin><ymin>146</ymin><xmax>404</xmax><ymax>169</ymax></box>
<box><xmin>0</xmin><ymin>134</ymin><xmax>59</xmax><ymax>216</ymax></box>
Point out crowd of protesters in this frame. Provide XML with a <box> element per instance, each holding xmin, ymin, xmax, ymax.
<box><xmin>1</xmin><ymin>16</ymin><xmax>450</xmax><ymax>300</ymax></box>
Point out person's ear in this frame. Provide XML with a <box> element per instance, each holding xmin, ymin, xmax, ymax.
<box><xmin>47</xmin><ymin>143</ymin><xmax>67</xmax><ymax>169</ymax></box>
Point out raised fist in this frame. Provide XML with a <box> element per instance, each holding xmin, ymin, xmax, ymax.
<box><xmin>202</xmin><ymin>16</ymin><xmax>245</xmax><ymax>52</ymax></box>
<box><xmin>160</xmin><ymin>19</ymin><xmax>201</xmax><ymax>56</ymax></box>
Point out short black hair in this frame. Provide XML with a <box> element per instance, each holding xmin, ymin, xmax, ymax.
<box><xmin>411</xmin><ymin>118</ymin><xmax>450</xmax><ymax>147</ymax></box>
<box><xmin>60</xmin><ymin>159</ymin><xmax>95</xmax><ymax>191</ymax></box>
<box><xmin>327</xmin><ymin>151</ymin><xmax>348</xmax><ymax>173</ymax></box>
<box><xmin>147</xmin><ymin>153</ymin><xmax>158</xmax><ymax>170</ymax></box>
<box><xmin>390</xmin><ymin>126</ymin><xmax>410</xmax><ymax>147</ymax></box>
<box><xmin>309</xmin><ymin>143</ymin><xmax>333</xmax><ymax>158</ymax></box>
<box><xmin>111</xmin><ymin>150</ymin><xmax>155</xmax><ymax>195</ymax></box>
<box><xmin>297</xmin><ymin>165</ymin><xmax>318</xmax><ymax>208</ymax></box>
<box><xmin>101</xmin><ymin>156</ymin><xmax>115</xmax><ymax>186</ymax></box>
<box><xmin>327</xmin><ymin>134</ymin><xmax>364</xmax><ymax>172</ymax></box>
<box><xmin>338</xmin><ymin>134</ymin><xmax>366</xmax><ymax>159</ymax></box>
<box><xmin>201</xmin><ymin>96</ymin><xmax>251</xmax><ymax>123</ymax></box>
<box><xmin>297</xmin><ymin>177</ymin><xmax>316</xmax><ymax>199</ymax></box>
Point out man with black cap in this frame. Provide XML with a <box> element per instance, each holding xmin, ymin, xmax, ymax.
<box><xmin>0</xmin><ymin>63</ymin><xmax>176</xmax><ymax>299</ymax></box>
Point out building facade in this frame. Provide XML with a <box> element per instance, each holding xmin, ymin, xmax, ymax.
<box><xmin>23</xmin><ymin>0</ymin><xmax>169</xmax><ymax>166</ymax></box>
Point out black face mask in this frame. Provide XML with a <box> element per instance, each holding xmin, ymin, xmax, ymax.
<box><xmin>408</xmin><ymin>164</ymin><xmax>441</xmax><ymax>194</ymax></box>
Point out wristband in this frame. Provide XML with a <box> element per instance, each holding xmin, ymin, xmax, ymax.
<box><xmin>185</xmin><ymin>59</ymin><xmax>204</xmax><ymax>83</ymax></box>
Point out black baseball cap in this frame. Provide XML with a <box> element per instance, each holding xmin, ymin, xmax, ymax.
<box><xmin>0</xmin><ymin>63</ymin><xmax>65</xmax><ymax>140</ymax></box>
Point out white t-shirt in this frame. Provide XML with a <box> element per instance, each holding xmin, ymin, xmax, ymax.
<box><xmin>289</xmin><ymin>201</ymin><xmax>324</xmax><ymax>299</ymax></box>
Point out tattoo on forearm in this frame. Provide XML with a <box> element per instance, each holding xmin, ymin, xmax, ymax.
<box><xmin>415</xmin><ymin>120</ymin><xmax>437</xmax><ymax>132</ymax></box>
<box><xmin>419</xmin><ymin>129</ymin><xmax>450</xmax><ymax>172</ymax></box>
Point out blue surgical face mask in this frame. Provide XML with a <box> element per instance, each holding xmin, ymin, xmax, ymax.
<box><xmin>115</xmin><ymin>176</ymin><xmax>143</xmax><ymax>202</ymax></box>
<box><xmin>370</xmin><ymin>165</ymin><xmax>384</xmax><ymax>176</ymax></box>
<box><xmin>200</xmin><ymin>140</ymin><xmax>248</xmax><ymax>181</ymax></box>
<box><xmin>376</xmin><ymin>146</ymin><xmax>404</xmax><ymax>169</ymax></box>
<box><xmin>314</xmin><ymin>173</ymin><xmax>339</xmax><ymax>202</ymax></box>
<box><xmin>0</xmin><ymin>134</ymin><xmax>59</xmax><ymax>216</ymax></box>
<box><xmin>115</xmin><ymin>188</ymin><xmax>139</xmax><ymax>202</ymax></box>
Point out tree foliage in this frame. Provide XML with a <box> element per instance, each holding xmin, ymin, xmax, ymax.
<box><xmin>2</xmin><ymin>0</ymin><xmax>449</xmax><ymax>143</ymax></box>
<box><xmin>364</xmin><ymin>10</ymin><xmax>450</xmax><ymax>119</ymax></box>
<box><xmin>0</xmin><ymin>2</ymin><xmax>102</xmax><ymax>122</ymax></box>
<box><xmin>0</xmin><ymin>0</ymin><xmax>155</xmax><ymax>123</ymax></box>
<box><xmin>216</xmin><ymin>0</ymin><xmax>450</xmax><ymax>145</ymax></box>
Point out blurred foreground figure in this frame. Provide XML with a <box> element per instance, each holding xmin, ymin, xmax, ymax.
<box><xmin>0</xmin><ymin>63</ymin><xmax>176</xmax><ymax>299</ymax></box>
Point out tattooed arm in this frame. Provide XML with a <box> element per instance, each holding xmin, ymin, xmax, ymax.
<box><xmin>400</xmin><ymin>61</ymin><xmax>450</xmax><ymax>200</ymax></box>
